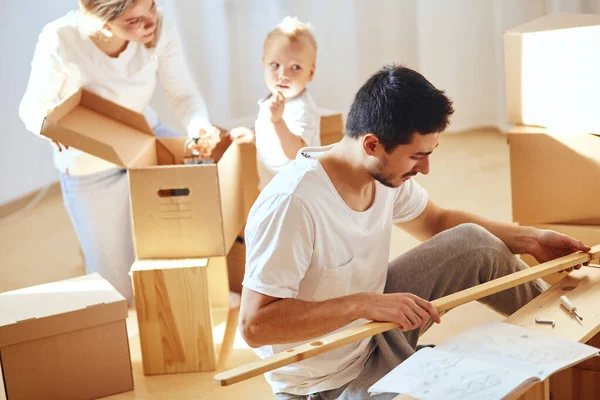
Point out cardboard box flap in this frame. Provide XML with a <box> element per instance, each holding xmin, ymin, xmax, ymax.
<box><xmin>0</xmin><ymin>273</ymin><xmax>127</xmax><ymax>347</ymax></box>
<box><xmin>131</xmin><ymin>258</ymin><xmax>209</xmax><ymax>272</ymax></box>
<box><xmin>505</xmin><ymin>13</ymin><xmax>600</xmax><ymax>35</ymax></box>
<box><xmin>41</xmin><ymin>89</ymin><xmax>157</xmax><ymax>168</ymax></box>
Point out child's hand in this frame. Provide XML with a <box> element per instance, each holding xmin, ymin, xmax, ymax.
<box><xmin>268</xmin><ymin>91</ymin><xmax>285</xmax><ymax>123</ymax></box>
<box><xmin>230</xmin><ymin>127</ymin><xmax>255</xmax><ymax>144</ymax></box>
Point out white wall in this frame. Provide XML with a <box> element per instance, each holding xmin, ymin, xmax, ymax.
<box><xmin>0</xmin><ymin>1</ymin><xmax>76</xmax><ymax>205</ymax></box>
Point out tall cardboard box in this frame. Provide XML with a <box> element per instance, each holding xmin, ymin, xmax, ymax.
<box><xmin>508</xmin><ymin>125</ymin><xmax>600</xmax><ymax>225</ymax></box>
<box><xmin>239</xmin><ymin>143</ymin><xmax>259</xmax><ymax>217</ymax></box>
<box><xmin>504</xmin><ymin>13</ymin><xmax>600</xmax><ymax>133</ymax></box>
<box><xmin>320</xmin><ymin>112</ymin><xmax>344</xmax><ymax>146</ymax></box>
<box><xmin>41</xmin><ymin>89</ymin><xmax>245</xmax><ymax>259</ymax></box>
<box><xmin>130</xmin><ymin>257</ymin><xmax>231</xmax><ymax>374</ymax></box>
<box><xmin>0</xmin><ymin>274</ymin><xmax>132</xmax><ymax>400</ymax></box>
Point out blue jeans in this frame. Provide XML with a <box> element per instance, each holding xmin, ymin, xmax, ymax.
<box><xmin>59</xmin><ymin>121</ymin><xmax>180</xmax><ymax>303</ymax></box>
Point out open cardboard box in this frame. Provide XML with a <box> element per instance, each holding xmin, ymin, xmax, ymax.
<box><xmin>508</xmin><ymin>125</ymin><xmax>600</xmax><ymax>225</ymax></box>
<box><xmin>41</xmin><ymin>89</ymin><xmax>245</xmax><ymax>259</ymax></box>
<box><xmin>504</xmin><ymin>13</ymin><xmax>600</xmax><ymax>133</ymax></box>
<box><xmin>0</xmin><ymin>273</ymin><xmax>132</xmax><ymax>400</ymax></box>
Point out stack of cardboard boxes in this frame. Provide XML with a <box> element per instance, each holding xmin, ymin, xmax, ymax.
<box><xmin>39</xmin><ymin>90</ymin><xmax>345</xmax><ymax>378</ymax></box>
<box><xmin>40</xmin><ymin>89</ymin><xmax>255</xmax><ymax>375</ymax></box>
<box><xmin>504</xmin><ymin>13</ymin><xmax>600</xmax><ymax>277</ymax></box>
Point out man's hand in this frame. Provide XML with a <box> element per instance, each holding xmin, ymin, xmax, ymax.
<box><xmin>188</xmin><ymin>125</ymin><xmax>221</xmax><ymax>157</ymax></box>
<box><xmin>230</xmin><ymin>126</ymin><xmax>255</xmax><ymax>144</ymax></box>
<box><xmin>522</xmin><ymin>227</ymin><xmax>591</xmax><ymax>271</ymax></box>
<box><xmin>359</xmin><ymin>293</ymin><xmax>441</xmax><ymax>332</ymax></box>
<box><xmin>268</xmin><ymin>91</ymin><xmax>285</xmax><ymax>123</ymax></box>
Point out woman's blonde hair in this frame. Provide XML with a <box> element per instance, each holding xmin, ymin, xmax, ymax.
<box><xmin>79</xmin><ymin>0</ymin><xmax>135</xmax><ymax>32</ymax></box>
<box><xmin>79</xmin><ymin>0</ymin><xmax>158</xmax><ymax>47</ymax></box>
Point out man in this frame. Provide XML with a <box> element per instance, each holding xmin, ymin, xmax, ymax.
<box><xmin>239</xmin><ymin>65</ymin><xmax>590</xmax><ymax>400</ymax></box>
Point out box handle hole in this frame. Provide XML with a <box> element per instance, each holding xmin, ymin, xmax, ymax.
<box><xmin>157</xmin><ymin>188</ymin><xmax>190</xmax><ymax>197</ymax></box>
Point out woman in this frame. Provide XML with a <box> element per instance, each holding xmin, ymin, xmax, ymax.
<box><xmin>19</xmin><ymin>0</ymin><xmax>220</xmax><ymax>302</ymax></box>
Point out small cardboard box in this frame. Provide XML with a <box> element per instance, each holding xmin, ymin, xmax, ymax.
<box><xmin>41</xmin><ymin>89</ymin><xmax>245</xmax><ymax>259</ymax></box>
<box><xmin>504</xmin><ymin>13</ymin><xmax>600</xmax><ymax>133</ymax></box>
<box><xmin>130</xmin><ymin>257</ymin><xmax>231</xmax><ymax>374</ymax></box>
<box><xmin>508</xmin><ymin>125</ymin><xmax>600</xmax><ymax>225</ymax></box>
<box><xmin>320</xmin><ymin>111</ymin><xmax>344</xmax><ymax>146</ymax></box>
<box><xmin>0</xmin><ymin>273</ymin><xmax>132</xmax><ymax>400</ymax></box>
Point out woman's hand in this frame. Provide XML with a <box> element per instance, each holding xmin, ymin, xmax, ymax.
<box><xmin>188</xmin><ymin>126</ymin><xmax>221</xmax><ymax>157</ymax></box>
<box><xmin>45</xmin><ymin>137</ymin><xmax>69</xmax><ymax>152</ymax></box>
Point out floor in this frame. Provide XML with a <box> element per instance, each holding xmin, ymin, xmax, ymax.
<box><xmin>0</xmin><ymin>128</ymin><xmax>509</xmax><ymax>399</ymax></box>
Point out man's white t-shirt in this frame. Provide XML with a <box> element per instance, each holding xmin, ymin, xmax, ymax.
<box><xmin>255</xmin><ymin>90</ymin><xmax>321</xmax><ymax>190</ymax></box>
<box><xmin>243</xmin><ymin>145</ymin><xmax>429</xmax><ymax>395</ymax></box>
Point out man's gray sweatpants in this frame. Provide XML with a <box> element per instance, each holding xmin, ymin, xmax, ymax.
<box><xmin>276</xmin><ymin>223</ymin><xmax>548</xmax><ymax>400</ymax></box>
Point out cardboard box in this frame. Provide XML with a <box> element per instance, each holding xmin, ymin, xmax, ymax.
<box><xmin>504</xmin><ymin>13</ymin><xmax>600</xmax><ymax>133</ymax></box>
<box><xmin>320</xmin><ymin>112</ymin><xmax>344</xmax><ymax>146</ymax></box>
<box><xmin>0</xmin><ymin>274</ymin><xmax>132</xmax><ymax>400</ymax></box>
<box><xmin>239</xmin><ymin>143</ymin><xmax>259</xmax><ymax>217</ymax></box>
<box><xmin>508</xmin><ymin>125</ymin><xmax>600</xmax><ymax>225</ymax></box>
<box><xmin>130</xmin><ymin>257</ymin><xmax>231</xmax><ymax>374</ymax></box>
<box><xmin>519</xmin><ymin>224</ymin><xmax>600</xmax><ymax>285</ymax></box>
<box><xmin>41</xmin><ymin>89</ymin><xmax>245</xmax><ymax>259</ymax></box>
<box><xmin>227</xmin><ymin>232</ymin><xmax>246</xmax><ymax>294</ymax></box>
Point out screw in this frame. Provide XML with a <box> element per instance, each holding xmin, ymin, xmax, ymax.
<box><xmin>535</xmin><ymin>317</ymin><xmax>555</xmax><ymax>327</ymax></box>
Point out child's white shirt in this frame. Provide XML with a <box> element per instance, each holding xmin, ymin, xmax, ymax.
<box><xmin>255</xmin><ymin>90</ymin><xmax>321</xmax><ymax>190</ymax></box>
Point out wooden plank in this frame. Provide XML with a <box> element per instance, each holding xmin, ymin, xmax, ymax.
<box><xmin>513</xmin><ymin>379</ymin><xmax>549</xmax><ymax>400</ymax></box>
<box><xmin>214</xmin><ymin>246</ymin><xmax>599</xmax><ymax>386</ymax></box>
<box><xmin>132</xmin><ymin>257</ymin><xmax>230</xmax><ymax>374</ymax></box>
<box><xmin>506</xmin><ymin>268</ymin><xmax>600</xmax><ymax>400</ymax></box>
<box><xmin>505</xmin><ymin>267</ymin><xmax>600</xmax><ymax>344</ymax></box>
<box><xmin>572</xmin><ymin>369</ymin><xmax>600</xmax><ymax>400</ymax></box>
<box><xmin>549</xmin><ymin>369</ymin><xmax>573</xmax><ymax>400</ymax></box>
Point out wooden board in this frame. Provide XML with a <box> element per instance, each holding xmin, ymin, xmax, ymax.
<box><xmin>132</xmin><ymin>257</ymin><xmax>230</xmax><ymax>374</ymax></box>
<box><xmin>507</xmin><ymin>268</ymin><xmax>600</xmax><ymax>400</ymax></box>
<box><xmin>505</xmin><ymin>267</ymin><xmax>600</xmax><ymax>344</ymax></box>
<box><xmin>214</xmin><ymin>246</ymin><xmax>600</xmax><ymax>386</ymax></box>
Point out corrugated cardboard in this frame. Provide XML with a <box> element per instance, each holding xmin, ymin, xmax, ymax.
<box><xmin>504</xmin><ymin>13</ymin><xmax>600</xmax><ymax>133</ymax></box>
<box><xmin>0</xmin><ymin>273</ymin><xmax>132</xmax><ymax>400</ymax></box>
<box><xmin>508</xmin><ymin>125</ymin><xmax>600</xmax><ymax>225</ymax></box>
<box><xmin>519</xmin><ymin>224</ymin><xmax>600</xmax><ymax>285</ymax></box>
<box><xmin>41</xmin><ymin>89</ymin><xmax>245</xmax><ymax>258</ymax></box>
<box><xmin>130</xmin><ymin>257</ymin><xmax>229</xmax><ymax>374</ymax></box>
<box><xmin>239</xmin><ymin>143</ymin><xmax>259</xmax><ymax>217</ymax></box>
<box><xmin>320</xmin><ymin>112</ymin><xmax>344</xmax><ymax>146</ymax></box>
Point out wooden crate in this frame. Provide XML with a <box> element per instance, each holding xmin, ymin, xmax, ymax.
<box><xmin>131</xmin><ymin>257</ymin><xmax>231</xmax><ymax>375</ymax></box>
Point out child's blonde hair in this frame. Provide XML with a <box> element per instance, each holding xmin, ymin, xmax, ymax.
<box><xmin>264</xmin><ymin>17</ymin><xmax>317</xmax><ymax>56</ymax></box>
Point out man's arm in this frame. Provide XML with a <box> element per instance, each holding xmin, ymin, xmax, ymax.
<box><xmin>398</xmin><ymin>200</ymin><xmax>590</xmax><ymax>263</ymax></box>
<box><xmin>397</xmin><ymin>201</ymin><xmax>523</xmax><ymax>247</ymax></box>
<box><xmin>239</xmin><ymin>288</ymin><xmax>440</xmax><ymax>348</ymax></box>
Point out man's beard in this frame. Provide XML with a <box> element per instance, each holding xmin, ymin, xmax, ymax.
<box><xmin>369</xmin><ymin>158</ymin><xmax>416</xmax><ymax>188</ymax></box>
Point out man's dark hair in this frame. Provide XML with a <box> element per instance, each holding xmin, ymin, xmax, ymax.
<box><xmin>345</xmin><ymin>65</ymin><xmax>454</xmax><ymax>152</ymax></box>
